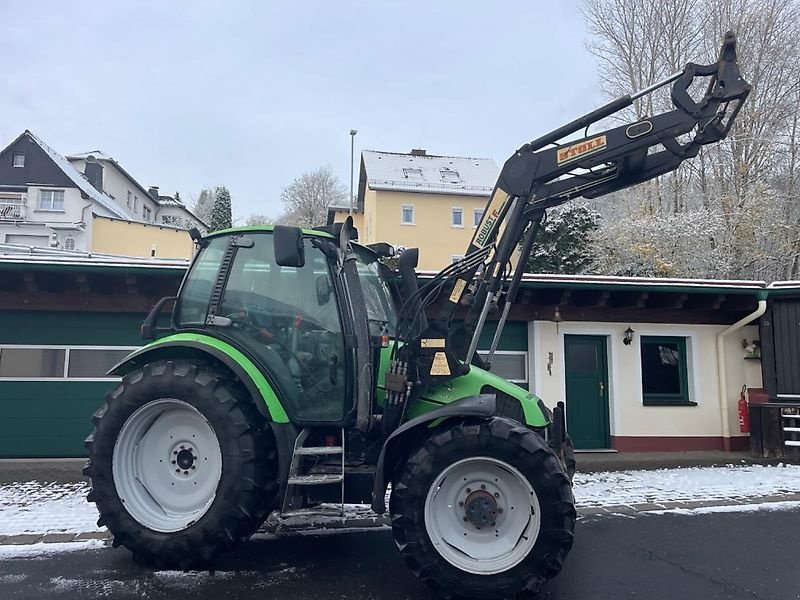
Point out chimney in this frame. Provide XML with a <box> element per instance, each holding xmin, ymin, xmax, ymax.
<box><xmin>410</xmin><ymin>148</ymin><xmax>427</xmax><ymax>156</ymax></box>
<box><xmin>148</xmin><ymin>186</ymin><xmax>160</xmax><ymax>202</ymax></box>
<box><xmin>84</xmin><ymin>155</ymin><xmax>103</xmax><ymax>192</ymax></box>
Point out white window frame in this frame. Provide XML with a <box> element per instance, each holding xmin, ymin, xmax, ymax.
<box><xmin>143</xmin><ymin>206</ymin><xmax>152</xmax><ymax>222</ymax></box>
<box><xmin>38</xmin><ymin>189</ymin><xmax>65</xmax><ymax>211</ymax></box>
<box><xmin>451</xmin><ymin>207</ymin><xmax>464</xmax><ymax>228</ymax></box>
<box><xmin>12</xmin><ymin>152</ymin><xmax>25</xmax><ymax>168</ymax></box>
<box><xmin>133</xmin><ymin>196</ymin><xmax>139</xmax><ymax>213</ymax></box>
<box><xmin>401</xmin><ymin>204</ymin><xmax>415</xmax><ymax>225</ymax></box>
<box><xmin>127</xmin><ymin>191</ymin><xmax>132</xmax><ymax>207</ymax></box>
<box><xmin>473</xmin><ymin>208</ymin><xmax>484</xmax><ymax>228</ymax></box>
<box><xmin>0</xmin><ymin>345</ymin><xmax>139</xmax><ymax>382</ymax></box>
<box><xmin>63</xmin><ymin>236</ymin><xmax>76</xmax><ymax>251</ymax></box>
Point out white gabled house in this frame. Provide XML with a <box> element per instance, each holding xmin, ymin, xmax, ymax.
<box><xmin>0</xmin><ymin>130</ymin><xmax>205</xmax><ymax>255</ymax></box>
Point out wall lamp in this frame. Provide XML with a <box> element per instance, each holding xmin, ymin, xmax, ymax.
<box><xmin>623</xmin><ymin>326</ymin><xmax>635</xmax><ymax>346</ymax></box>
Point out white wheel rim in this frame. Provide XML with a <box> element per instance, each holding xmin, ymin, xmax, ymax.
<box><xmin>423</xmin><ymin>457</ymin><xmax>541</xmax><ymax>575</ymax></box>
<box><xmin>112</xmin><ymin>399</ymin><xmax>223</xmax><ymax>533</ymax></box>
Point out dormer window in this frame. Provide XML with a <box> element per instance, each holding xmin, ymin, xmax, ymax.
<box><xmin>440</xmin><ymin>167</ymin><xmax>460</xmax><ymax>183</ymax></box>
<box><xmin>12</xmin><ymin>153</ymin><xmax>25</xmax><ymax>168</ymax></box>
<box><xmin>403</xmin><ymin>167</ymin><xmax>423</xmax><ymax>179</ymax></box>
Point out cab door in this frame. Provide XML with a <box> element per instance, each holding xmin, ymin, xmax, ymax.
<box><xmin>215</xmin><ymin>233</ymin><xmax>349</xmax><ymax>423</ymax></box>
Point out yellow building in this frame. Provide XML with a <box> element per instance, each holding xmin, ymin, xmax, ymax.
<box><xmin>329</xmin><ymin>149</ymin><xmax>499</xmax><ymax>271</ymax></box>
<box><xmin>91</xmin><ymin>214</ymin><xmax>195</xmax><ymax>260</ymax></box>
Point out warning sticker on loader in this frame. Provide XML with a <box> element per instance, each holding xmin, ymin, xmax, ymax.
<box><xmin>449</xmin><ymin>279</ymin><xmax>467</xmax><ymax>303</ymax></box>
<box><xmin>430</xmin><ymin>352</ymin><xmax>451</xmax><ymax>376</ymax></box>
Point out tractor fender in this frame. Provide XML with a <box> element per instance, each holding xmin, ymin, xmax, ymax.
<box><xmin>371</xmin><ymin>394</ymin><xmax>496</xmax><ymax>514</ymax></box>
<box><xmin>108</xmin><ymin>336</ymin><xmax>290</xmax><ymax>423</ymax></box>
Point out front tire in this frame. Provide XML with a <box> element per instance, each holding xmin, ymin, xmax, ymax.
<box><xmin>390</xmin><ymin>417</ymin><xmax>575</xmax><ymax>599</ymax></box>
<box><xmin>84</xmin><ymin>360</ymin><xmax>278</xmax><ymax>568</ymax></box>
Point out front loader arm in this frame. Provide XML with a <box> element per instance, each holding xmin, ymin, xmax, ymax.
<box><xmin>385</xmin><ymin>32</ymin><xmax>750</xmax><ymax>424</ymax></box>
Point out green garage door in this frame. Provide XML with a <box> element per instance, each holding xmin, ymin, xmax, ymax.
<box><xmin>0</xmin><ymin>311</ymin><xmax>145</xmax><ymax>457</ymax></box>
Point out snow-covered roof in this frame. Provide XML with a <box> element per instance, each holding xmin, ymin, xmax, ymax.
<box><xmin>0</xmin><ymin>242</ymin><xmax>189</xmax><ymax>268</ymax></box>
<box><xmin>362</xmin><ymin>150</ymin><xmax>499</xmax><ymax>197</ymax></box>
<box><xmin>25</xmin><ymin>132</ymin><xmax>129</xmax><ymax>219</ymax></box>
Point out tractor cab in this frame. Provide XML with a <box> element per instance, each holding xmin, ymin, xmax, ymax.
<box><xmin>161</xmin><ymin>225</ymin><xmax>395</xmax><ymax>425</ymax></box>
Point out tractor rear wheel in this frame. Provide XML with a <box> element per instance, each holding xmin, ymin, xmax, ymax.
<box><xmin>390</xmin><ymin>417</ymin><xmax>575</xmax><ymax>599</ymax></box>
<box><xmin>84</xmin><ymin>360</ymin><xmax>278</xmax><ymax>568</ymax></box>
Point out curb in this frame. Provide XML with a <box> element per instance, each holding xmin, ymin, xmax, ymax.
<box><xmin>3</xmin><ymin>493</ymin><xmax>799</xmax><ymax>546</ymax></box>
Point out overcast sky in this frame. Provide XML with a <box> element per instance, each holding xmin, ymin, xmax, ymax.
<box><xmin>0</xmin><ymin>1</ymin><xmax>602</xmax><ymax>220</ymax></box>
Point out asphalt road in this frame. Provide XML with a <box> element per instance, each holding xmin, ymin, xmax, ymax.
<box><xmin>1</xmin><ymin>509</ymin><xmax>798</xmax><ymax>600</ymax></box>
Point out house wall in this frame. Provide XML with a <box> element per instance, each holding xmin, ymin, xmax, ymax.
<box><xmin>531</xmin><ymin>320</ymin><xmax>761</xmax><ymax>450</ymax></box>
<box><xmin>69</xmin><ymin>159</ymin><xmax>150</xmax><ymax>220</ymax></box>
<box><xmin>330</xmin><ymin>209</ymin><xmax>364</xmax><ymax>238</ymax></box>
<box><xmin>91</xmin><ymin>215</ymin><xmax>195</xmax><ymax>259</ymax></box>
<box><xmin>366</xmin><ymin>188</ymin><xmax>489</xmax><ymax>271</ymax></box>
<box><xmin>156</xmin><ymin>204</ymin><xmax>205</xmax><ymax>231</ymax></box>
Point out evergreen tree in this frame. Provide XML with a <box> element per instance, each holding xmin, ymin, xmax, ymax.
<box><xmin>524</xmin><ymin>203</ymin><xmax>600</xmax><ymax>275</ymax></box>
<box><xmin>210</xmin><ymin>186</ymin><xmax>232</xmax><ymax>231</ymax></box>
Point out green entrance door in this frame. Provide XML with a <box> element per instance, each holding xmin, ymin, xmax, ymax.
<box><xmin>564</xmin><ymin>335</ymin><xmax>610</xmax><ymax>449</ymax></box>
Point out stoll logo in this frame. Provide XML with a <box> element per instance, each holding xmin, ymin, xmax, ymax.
<box><xmin>556</xmin><ymin>135</ymin><xmax>607</xmax><ymax>165</ymax></box>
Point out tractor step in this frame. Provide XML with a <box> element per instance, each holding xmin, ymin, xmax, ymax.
<box><xmin>288</xmin><ymin>474</ymin><xmax>344</xmax><ymax>486</ymax></box>
<box><xmin>280</xmin><ymin>506</ymin><xmax>344</xmax><ymax>519</ymax></box>
<box><xmin>294</xmin><ymin>446</ymin><xmax>343</xmax><ymax>455</ymax></box>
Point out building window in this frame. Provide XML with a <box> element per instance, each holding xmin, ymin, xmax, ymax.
<box><xmin>401</xmin><ymin>204</ymin><xmax>415</xmax><ymax>225</ymax></box>
<box><xmin>12</xmin><ymin>152</ymin><xmax>25</xmax><ymax>168</ymax></box>
<box><xmin>63</xmin><ymin>236</ymin><xmax>76</xmax><ymax>251</ymax></box>
<box><xmin>133</xmin><ymin>196</ymin><xmax>139</xmax><ymax>212</ymax></box>
<box><xmin>143</xmin><ymin>206</ymin><xmax>152</xmax><ymax>222</ymax></box>
<box><xmin>403</xmin><ymin>168</ymin><xmax>423</xmax><ymax>179</ymax></box>
<box><xmin>451</xmin><ymin>207</ymin><xmax>463</xmax><ymax>227</ymax></box>
<box><xmin>640</xmin><ymin>336</ymin><xmax>693</xmax><ymax>405</ymax></box>
<box><xmin>477</xmin><ymin>351</ymin><xmax>528</xmax><ymax>384</ymax></box>
<box><xmin>0</xmin><ymin>346</ymin><xmax>136</xmax><ymax>380</ymax></box>
<box><xmin>441</xmin><ymin>167</ymin><xmax>460</xmax><ymax>183</ymax></box>
<box><xmin>0</xmin><ymin>348</ymin><xmax>66</xmax><ymax>378</ymax></box>
<box><xmin>38</xmin><ymin>189</ymin><xmax>65</xmax><ymax>210</ymax></box>
<box><xmin>473</xmin><ymin>209</ymin><xmax>484</xmax><ymax>228</ymax></box>
<box><xmin>127</xmin><ymin>191</ymin><xmax>132</xmax><ymax>207</ymax></box>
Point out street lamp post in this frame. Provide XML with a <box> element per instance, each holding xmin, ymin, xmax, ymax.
<box><xmin>349</xmin><ymin>129</ymin><xmax>357</xmax><ymax>215</ymax></box>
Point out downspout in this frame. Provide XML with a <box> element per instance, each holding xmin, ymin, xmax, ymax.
<box><xmin>715</xmin><ymin>293</ymin><xmax>767</xmax><ymax>451</ymax></box>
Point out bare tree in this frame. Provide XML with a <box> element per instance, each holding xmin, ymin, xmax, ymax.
<box><xmin>278</xmin><ymin>166</ymin><xmax>347</xmax><ymax>228</ymax></box>
<box><xmin>245</xmin><ymin>214</ymin><xmax>275</xmax><ymax>226</ymax></box>
<box><xmin>582</xmin><ymin>0</ymin><xmax>800</xmax><ymax>279</ymax></box>
<box><xmin>191</xmin><ymin>187</ymin><xmax>216</xmax><ymax>226</ymax></box>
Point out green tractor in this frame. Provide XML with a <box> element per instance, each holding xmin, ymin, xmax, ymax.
<box><xmin>85</xmin><ymin>33</ymin><xmax>749</xmax><ymax>599</ymax></box>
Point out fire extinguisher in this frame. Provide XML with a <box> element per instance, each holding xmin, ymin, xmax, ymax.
<box><xmin>738</xmin><ymin>385</ymin><xmax>750</xmax><ymax>433</ymax></box>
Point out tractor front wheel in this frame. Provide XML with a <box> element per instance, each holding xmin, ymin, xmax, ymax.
<box><xmin>390</xmin><ymin>417</ymin><xmax>575</xmax><ymax>599</ymax></box>
<box><xmin>84</xmin><ymin>360</ymin><xmax>278</xmax><ymax>568</ymax></box>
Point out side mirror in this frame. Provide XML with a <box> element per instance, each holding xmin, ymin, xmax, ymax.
<box><xmin>316</xmin><ymin>276</ymin><xmax>332</xmax><ymax>305</ymax></box>
<box><xmin>273</xmin><ymin>226</ymin><xmax>305</xmax><ymax>267</ymax></box>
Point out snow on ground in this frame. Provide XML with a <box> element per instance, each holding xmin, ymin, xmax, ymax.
<box><xmin>0</xmin><ymin>464</ymin><xmax>799</xmax><ymax>538</ymax></box>
<box><xmin>572</xmin><ymin>463</ymin><xmax>800</xmax><ymax>507</ymax></box>
<box><xmin>0</xmin><ymin>481</ymin><xmax>101</xmax><ymax>536</ymax></box>
<box><xmin>0</xmin><ymin>539</ymin><xmax>106</xmax><ymax>558</ymax></box>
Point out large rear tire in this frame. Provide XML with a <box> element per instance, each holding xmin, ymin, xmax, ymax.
<box><xmin>84</xmin><ymin>360</ymin><xmax>278</xmax><ymax>568</ymax></box>
<box><xmin>390</xmin><ymin>417</ymin><xmax>575</xmax><ymax>599</ymax></box>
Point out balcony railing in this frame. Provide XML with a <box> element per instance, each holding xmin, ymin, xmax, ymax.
<box><xmin>0</xmin><ymin>200</ymin><xmax>26</xmax><ymax>221</ymax></box>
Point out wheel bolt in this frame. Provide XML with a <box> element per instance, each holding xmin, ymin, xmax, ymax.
<box><xmin>183</xmin><ymin>471</ymin><xmax>188</xmax><ymax>475</ymax></box>
<box><xmin>466</xmin><ymin>488</ymin><xmax>471</xmax><ymax>493</ymax></box>
<box><xmin>481</xmin><ymin>484</ymin><xmax>486</xmax><ymax>490</ymax></box>
<box><xmin>494</xmin><ymin>492</ymin><xmax>500</xmax><ymax>498</ymax></box>
<box><xmin>180</xmin><ymin>445</ymin><xmax>185</xmax><ymax>450</ymax></box>
<box><xmin>175</xmin><ymin>469</ymin><xmax>180</xmax><ymax>473</ymax></box>
<box><xmin>463</xmin><ymin>516</ymin><xmax>468</xmax><ymax>522</ymax></box>
<box><xmin>498</xmin><ymin>508</ymin><xmax>504</xmax><ymax>513</ymax></box>
<box><xmin>171</xmin><ymin>460</ymin><xmax>176</xmax><ymax>465</ymax></box>
<box><xmin>173</xmin><ymin>451</ymin><xmax>177</xmax><ymax>455</ymax></box>
<box><xmin>191</xmin><ymin>465</ymin><xmax>196</xmax><ymax>470</ymax></box>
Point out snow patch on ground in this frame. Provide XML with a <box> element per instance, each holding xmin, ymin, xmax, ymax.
<box><xmin>572</xmin><ymin>464</ymin><xmax>800</xmax><ymax>507</ymax></box>
<box><xmin>0</xmin><ymin>574</ymin><xmax>27</xmax><ymax>583</ymax></box>
<box><xmin>0</xmin><ymin>539</ymin><xmax>106</xmax><ymax>558</ymax></box>
<box><xmin>0</xmin><ymin>481</ymin><xmax>101</xmax><ymax>536</ymax></box>
<box><xmin>647</xmin><ymin>500</ymin><xmax>800</xmax><ymax>516</ymax></box>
